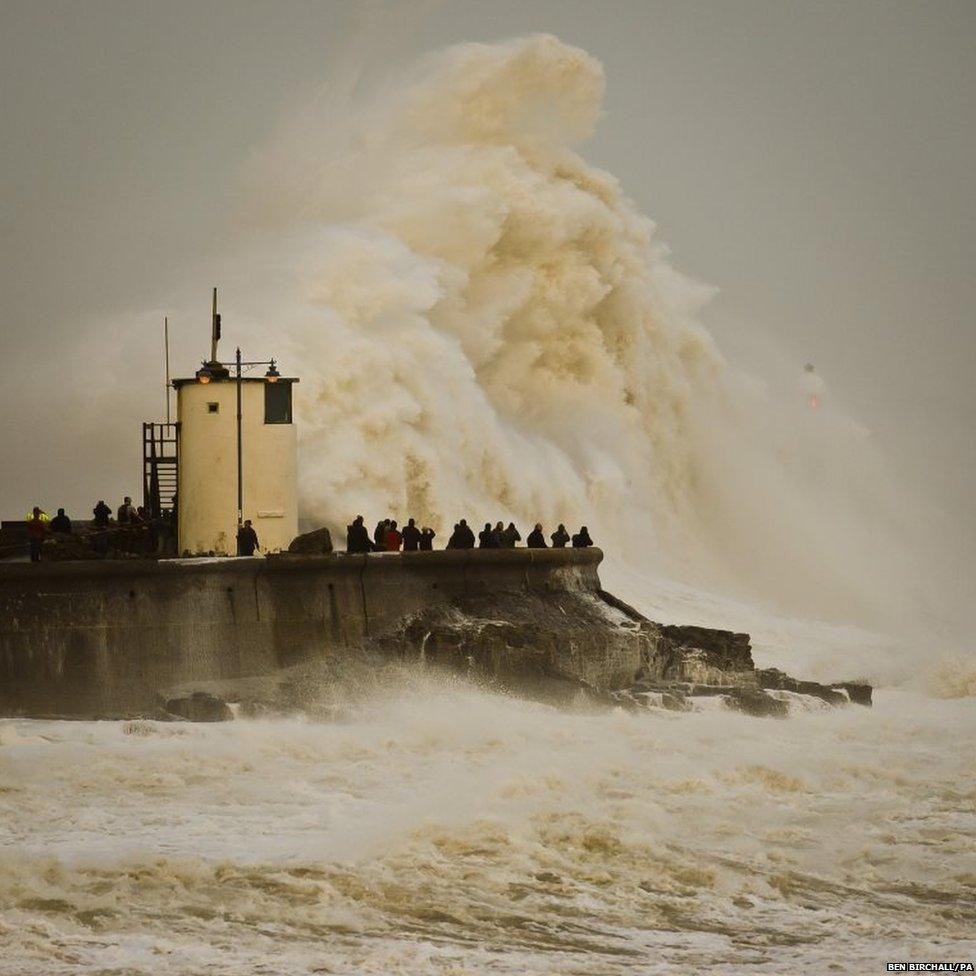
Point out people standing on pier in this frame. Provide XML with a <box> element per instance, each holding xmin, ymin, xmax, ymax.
<box><xmin>50</xmin><ymin>508</ymin><xmax>72</xmax><ymax>534</ymax></box>
<box><xmin>478</xmin><ymin>522</ymin><xmax>495</xmax><ymax>548</ymax></box>
<box><xmin>419</xmin><ymin>527</ymin><xmax>436</xmax><ymax>550</ymax></box>
<box><xmin>571</xmin><ymin>526</ymin><xmax>593</xmax><ymax>548</ymax></box>
<box><xmin>501</xmin><ymin>523</ymin><xmax>521</xmax><ymax>548</ymax></box>
<box><xmin>550</xmin><ymin>524</ymin><xmax>570</xmax><ymax>548</ymax></box>
<box><xmin>401</xmin><ymin>518</ymin><xmax>422</xmax><ymax>552</ymax></box>
<box><xmin>526</xmin><ymin>524</ymin><xmax>547</xmax><ymax>548</ymax></box>
<box><xmin>384</xmin><ymin>520</ymin><xmax>403</xmax><ymax>552</ymax></box>
<box><xmin>447</xmin><ymin>519</ymin><xmax>475</xmax><ymax>549</ymax></box>
<box><xmin>490</xmin><ymin>521</ymin><xmax>505</xmax><ymax>547</ymax></box>
<box><xmin>237</xmin><ymin>519</ymin><xmax>259</xmax><ymax>556</ymax></box>
<box><xmin>346</xmin><ymin>515</ymin><xmax>373</xmax><ymax>553</ymax></box>
<box><xmin>373</xmin><ymin>519</ymin><xmax>389</xmax><ymax>549</ymax></box>
<box><xmin>93</xmin><ymin>500</ymin><xmax>111</xmax><ymax>527</ymax></box>
<box><xmin>26</xmin><ymin>507</ymin><xmax>47</xmax><ymax>562</ymax></box>
<box><xmin>117</xmin><ymin>497</ymin><xmax>137</xmax><ymax>523</ymax></box>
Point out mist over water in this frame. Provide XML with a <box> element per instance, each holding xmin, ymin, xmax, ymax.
<box><xmin>2</xmin><ymin>34</ymin><xmax>974</xmax><ymax>975</ymax></box>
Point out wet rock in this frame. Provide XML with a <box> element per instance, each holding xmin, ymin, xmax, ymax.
<box><xmin>287</xmin><ymin>527</ymin><xmax>334</xmax><ymax>555</ymax></box>
<box><xmin>661</xmin><ymin>691</ymin><xmax>691</xmax><ymax>712</ymax></box>
<box><xmin>376</xmin><ymin>591</ymin><xmax>650</xmax><ymax>695</ymax></box>
<box><xmin>164</xmin><ymin>692</ymin><xmax>234</xmax><ymax>722</ymax></box>
<box><xmin>831</xmin><ymin>681</ymin><xmax>873</xmax><ymax>706</ymax></box>
<box><xmin>756</xmin><ymin>668</ymin><xmax>868</xmax><ymax>707</ymax></box>
<box><xmin>723</xmin><ymin>687</ymin><xmax>789</xmax><ymax>718</ymax></box>
<box><xmin>660</xmin><ymin>625</ymin><xmax>754</xmax><ymax>673</ymax></box>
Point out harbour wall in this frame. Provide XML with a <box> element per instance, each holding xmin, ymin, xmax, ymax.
<box><xmin>0</xmin><ymin>549</ymin><xmax>621</xmax><ymax>717</ymax></box>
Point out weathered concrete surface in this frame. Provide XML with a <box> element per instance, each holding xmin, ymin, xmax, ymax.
<box><xmin>0</xmin><ymin>548</ymin><xmax>616</xmax><ymax>717</ymax></box>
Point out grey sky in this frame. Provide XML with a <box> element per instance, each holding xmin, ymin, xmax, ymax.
<box><xmin>1</xmin><ymin>0</ymin><xmax>973</xmax><ymax>567</ymax></box>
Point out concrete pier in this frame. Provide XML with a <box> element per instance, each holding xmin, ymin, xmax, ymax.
<box><xmin>0</xmin><ymin>549</ymin><xmax>613</xmax><ymax>716</ymax></box>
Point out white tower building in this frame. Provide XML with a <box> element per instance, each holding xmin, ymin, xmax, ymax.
<box><xmin>171</xmin><ymin>292</ymin><xmax>299</xmax><ymax>556</ymax></box>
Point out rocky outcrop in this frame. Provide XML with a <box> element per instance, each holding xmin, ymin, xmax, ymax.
<box><xmin>164</xmin><ymin>692</ymin><xmax>234</xmax><ymax>722</ymax></box>
<box><xmin>371</xmin><ymin>588</ymin><xmax>649</xmax><ymax>698</ymax></box>
<box><xmin>360</xmin><ymin>586</ymin><xmax>871</xmax><ymax>719</ymax></box>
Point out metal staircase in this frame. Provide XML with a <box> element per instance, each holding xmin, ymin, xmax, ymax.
<box><xmin>143</xmin><ymin>422</ymin><xmax>179</xmax><ymax>518</ymax></box>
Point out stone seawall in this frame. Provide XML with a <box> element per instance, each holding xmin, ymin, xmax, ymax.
<box><xmin>0</xmin><ymin>549</ymin><xmax>628</xmax><ymax>717</ymax></box>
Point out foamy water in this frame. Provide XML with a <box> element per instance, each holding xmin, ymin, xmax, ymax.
<box><xmin>2</xmin><ymin>662</ymin><xmax>974</xmax><ymax>975</ymax></box>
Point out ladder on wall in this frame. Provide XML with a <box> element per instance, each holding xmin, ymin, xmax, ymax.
<box><xmin>143</xmin><ymin>422</ymin><xmax>179</xmax><ymax>519</ymax></box>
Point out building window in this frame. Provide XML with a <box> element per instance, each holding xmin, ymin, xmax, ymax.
<box><xmin>207</xmin><ymin>402</ymin><xmax>219</xmax><ymax>414</ymax></box>
<box><xmin>264</xmin><ymin>382</ymin><xmax>292</xmax><ymax>424</ymax></box>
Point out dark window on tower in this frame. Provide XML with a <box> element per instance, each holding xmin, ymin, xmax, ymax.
<box><xmin>264</xmin><ymin>382</ymin><xmax>292</xmax><ymax>424</ymax></box>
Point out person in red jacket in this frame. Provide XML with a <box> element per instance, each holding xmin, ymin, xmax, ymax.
<box><xmin>384</xmin><ymin>520</ymin><xmax>403</xmax><ymax>552</ymax></box>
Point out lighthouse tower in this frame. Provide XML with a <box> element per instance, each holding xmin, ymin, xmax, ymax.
<box><xmin>171</xmin><ymin>291</ymin><xmax>299</xmax><ymax>556</ymax></box>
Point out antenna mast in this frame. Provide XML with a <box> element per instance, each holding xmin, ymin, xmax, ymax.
<box><xmin>210</xmin><ymin>287</ymin><xmax>220</xmax><ymax>363</ymax></box>
<box><xmin>164</xmin><ymin>317</ymin><xmax>171</xmax><ymax>423</ymax></box>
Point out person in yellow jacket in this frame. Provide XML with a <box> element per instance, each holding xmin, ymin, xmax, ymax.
<box><xmin>26</xmin><ymin>507</ymin><xmax>49</xmax><ymax>562</ymax></box>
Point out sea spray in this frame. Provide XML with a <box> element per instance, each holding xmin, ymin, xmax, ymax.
<box><xmin>228</xmin><ymin>34</ymin><xmax>940</xmax><ymax>635</ymax></box>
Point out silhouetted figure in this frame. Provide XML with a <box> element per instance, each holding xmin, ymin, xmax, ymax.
<box><xmin>572</xmin><ymin>526</ymin><xmax>593</xmax><ymax>548</ymax></box>
<box><xmin>402</xmin><ymin>518</ymin><xmax>421</xmax><ymax>552</ymax></box>
<box><xmin>93</xmin><ymin>500</ymin><xmax>111</xmax><ymax>527</ymax></box>
<box><xmin>501</xmin><ymin>522</ymin><xmax>521</xmax><ymax>548</ymax></box>
<box><xmin>491</xmin><ymin>521</ymin><xmax>505</xmax><ymax>548</ymax></box>
<box><xmin>526</xmin><ymin>524</ymin><xmax>546</xmax><ymax>548</ymax></box>
<box><xmin>117</xmin><ymin>496</ymin><xmax>137</xmax><ymax>524</ymax></box>
<box><xmin>26</xmin><ymin>507</ymin><xmax>47</xmax><ymax>562</ymax></box>
<box><xmin>373</xmin><ymin>519</ymin><xmax>389</xmax><ymax>549</ymax></box>
<box><xmin>478</xmin><ymin>522</ymin><xmax>495</xmax><ymax>548</ymax></box>
<box><xmin>136</xmin><ymin>506</ymin><xmax>149</xmax><ymax>523</ymax></box>
<box><xmin>448</xmin><ymin>519</ymin><xmax>475</xmax><ymax>549</ymax></box>
<box><xmin>419</xmin><ymin>527</ymin><xmax>436</xmax><ymax>551</ymax></box>
<box><xmin>550</xmin><ymin>524</ymin><xmax>570</xmax><ymax>548</ymax></box>
<box><xmin>347</xmin><ymin>515</ymin><xmax>373</xmax><ymax>553</ymax></box>
<box><xmin>237</xmin><ymin>520</ymin><xmax>259</xmax><ymax>556</ymax></box>
<box><xmin>384</xmin><ymin>520</ymin><xmax>402</xmax><ymax>552</ymax></box>
<box><xmin>50</xmin><ymin>508</ymin><xmax>72</xmax><ymax>534</ymax></box>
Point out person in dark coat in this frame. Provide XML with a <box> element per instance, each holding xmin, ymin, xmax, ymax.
<box><xmin>550</xmin><ymin>524</ymin><xmax>570</xmax><ymax>548</ymax></box>
<box><xmin>501</xmin><ymin>523</ymin><xmax>521</xmax><ymax>548</ymax></box>
<box><xmin>490</xmin><ymin>521</ymin><xmax>505</xmax><ymax>548</ymax></box>
<box><xmin>373</xmin><ymin>519</ymin><xmax>389</xmax><ymax>549</ymax></box>
<box><xmin>478</xmin><ymin>522</ymin><xmax>494</xmax><ymax>548</ymax></box>
<box><xmin>346</xmin><ymin>515</ymin><xmax>373</xmax><ymax>553</ymax></box>
<box><xmin>401</xmin><ymin>518</ymin><xmax>422</xmax><ymax>552</ymax></box>
<box><xmin>93</xmin><ymin>500</ymin><xmax>111</xmax><ymax>527</ymax></box>
<box><xmin>457</xmin><ymin>519</ymin><xmax>475</xmax><ymax>548</ymax></box>
<box><xmin>448</xmin><ymin>519</ymin><xmax>475</xmax><ymax>549</ymax></box>
<box><xmin>50</xmin><ymin>508</ymin><xmax>72</xmax><ymax>534</ymax></box>
<box><xmin>419</xmin><ymin>527</ymin><xmax>436</xmax><ymax>551</ymax></box>
<box><xmin>526</xmin><ymin>523</ymin><xmax>546</xmax><ymax>548</ymax></box>
<box><xmin>237</xmin><ymin>519</ymin><xmax>259</xmax><ymax>556</ymax></box>
<box><xmin>117</xmin><ymin>496</ymin><xmax>137</xmax><ymax>524</ymax></box>
<box><xmin>571</xmin><ymin>526</ymin><xmax>593</xmax><ymax>548</ymax></box>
